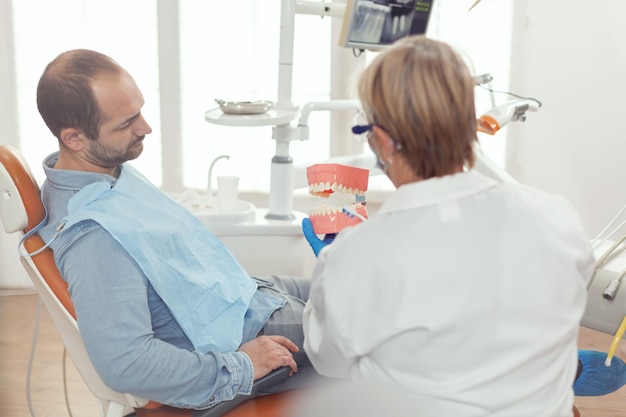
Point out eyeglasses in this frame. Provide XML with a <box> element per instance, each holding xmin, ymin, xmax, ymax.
<box><xmin>351</xmin><ymin>111</ymin><xmax>403</xmax><ymax>151</ymax></box>
<box><xmin>352</xmin><ymin>111</ymin><xmax>374</xmax><ymax>142</ymax></box>
<box><xmin>352</xmin><ymin>124</ymin><xmax>374</xmax><ymax>140</ymax></box>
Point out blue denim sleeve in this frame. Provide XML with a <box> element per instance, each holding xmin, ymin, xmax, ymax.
<box><xmin>54</xmin><ymin>224</ymin><xmax>254</xmax><ymax>409</ymax></box>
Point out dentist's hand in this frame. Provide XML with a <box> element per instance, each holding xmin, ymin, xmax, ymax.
<box><xmin>302</xmin><ymin>218</ymin><xmax>336</xmax><ymax>257</ymax></box>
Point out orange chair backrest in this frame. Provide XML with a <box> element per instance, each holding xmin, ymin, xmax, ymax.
<box><xmin>0</xmin><ymin>145</ymin><xmax>76</xmax><ymax>318</ymax></box>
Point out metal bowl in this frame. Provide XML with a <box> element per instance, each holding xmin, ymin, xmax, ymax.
<box><xmin>215</xmin><ymin>99</ymin><xmax>273</xmax><ymax>115</ymax></box>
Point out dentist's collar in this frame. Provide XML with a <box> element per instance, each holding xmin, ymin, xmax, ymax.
<box><xmin>377</xmin><ymin>170</ymin><xmax>499</xmax><ymax>214</ymax></box>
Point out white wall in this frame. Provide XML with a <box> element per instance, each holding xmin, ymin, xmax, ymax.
<box><xmin>507</xmin><ymin>0</ymin><xmax>626</xmax><ymax>237</ymax></box>
<box><xmin>0</xmin><ymin>0</ymin><xmax>31</xmax><ymax>288</ymax></box>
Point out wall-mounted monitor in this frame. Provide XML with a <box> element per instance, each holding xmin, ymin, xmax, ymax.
<box><xmin>339</xmin><ymin>0</ymin><xmax>435</xmax><ymax>52</ymax></box>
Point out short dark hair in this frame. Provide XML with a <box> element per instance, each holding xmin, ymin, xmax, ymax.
<box><xmin>36</xmin><ymin>49</ymin><xmax>123</xmax><ymax>141</ymax></box>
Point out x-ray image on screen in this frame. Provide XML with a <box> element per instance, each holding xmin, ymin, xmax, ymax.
<box><xmin>340</xmin><ymin>0</ymin><xmax>434</xmax><ymax>51</ymax></box>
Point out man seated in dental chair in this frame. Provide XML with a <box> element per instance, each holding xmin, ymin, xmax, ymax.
<box><xmin>34</xmin><ymin>49</ymin><xmax>318</xmax><ymax>412</ymax></box>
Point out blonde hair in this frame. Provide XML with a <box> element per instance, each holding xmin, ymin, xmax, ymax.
<box><xmin>358</xmin><ymin>35</ymin><xmax>477</xmax><ymax>179</ymax></box>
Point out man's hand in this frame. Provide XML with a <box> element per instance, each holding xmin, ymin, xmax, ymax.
<box><xmin>302</xmin><ymin>218</ymin><xmax>336</xmax><ymax>257</ymax></box>
<box><xmin>238</xmin><ymin>335</ymin><xmax>299</xmax><ymax>380</ymax></box>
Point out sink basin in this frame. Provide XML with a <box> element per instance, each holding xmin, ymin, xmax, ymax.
<box><xmin>185</xmin><ymin>199</ymin><xmax>256</xmax><ymax>230</ymax></box>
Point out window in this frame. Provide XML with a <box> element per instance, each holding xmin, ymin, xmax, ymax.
<box><xmin>428</xmin><ymin>0</ymin><xmax>513</xmax><ymax>168</ymax></box>
<box><xmin>10</xmin><ymin>0</ymin><xmax>161</xmax><ymax>183</ymax></box>
<box><xmin>178</xmin><ymin>0</ymin><xmax>332</xmax><ymax>193</ymax></box>
<box><xmin>6</xmin><ymin>0</ymin><xmax>512</xmax><ymax>193</ymax></box>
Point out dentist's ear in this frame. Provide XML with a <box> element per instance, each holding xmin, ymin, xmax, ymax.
<box><xmin>371</xmin><ymin>126</ymin><xmax>396</xmax><ymax>163</ymax></box>
<box><xmin>59</xmin><ymin>128</ymin><xmax>86</xmax><ymax>151</ymax></box>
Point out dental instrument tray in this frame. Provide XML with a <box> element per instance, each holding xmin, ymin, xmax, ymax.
<box><xmin>215</xmin><ymin>99</ymin><xmax>273</xmax><ymax>115</ymax></box>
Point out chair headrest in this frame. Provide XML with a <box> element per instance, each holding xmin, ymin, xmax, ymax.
<box><xmin>0</xmin><ymin>145</ymin><xmax>45</xmax><ymax>234</ymax></box>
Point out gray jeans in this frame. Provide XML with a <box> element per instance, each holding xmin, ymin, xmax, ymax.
<box><xmin>191</xmin><ymin>276</ymin><xmax>327</xmax><ymax>417</ymax></box>
<box><xmin>254</xmin><ymin>275</ymin><xmax>326</xmax><ymax>393</ymax></box>
<box><xmin>254</xmin><ymin>275</ymin><xmax>311</xmax><ymax>369</ymax></box>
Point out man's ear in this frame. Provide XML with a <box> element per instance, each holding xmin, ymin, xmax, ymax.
<box><xmin>59</xmin><ymin>128</ymin><xmax>86</xmax><ymax>151</ymax></box>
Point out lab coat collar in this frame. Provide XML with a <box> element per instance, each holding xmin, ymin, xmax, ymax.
<box><xmin>377</xmin><ymin>169</ymin><xmax>499</xmax><ymax>214</ymax></box>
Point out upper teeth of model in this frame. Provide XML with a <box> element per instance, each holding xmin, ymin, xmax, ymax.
<box><xmin>308</xmin><ymin>181</ymin><xmax>364</xmax><ymax>195</ymax></box>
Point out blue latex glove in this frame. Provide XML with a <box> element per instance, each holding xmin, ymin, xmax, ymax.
<box><xmin>302</xmin><ymin>218</ymin><xmax>336</xmax><ymax>257</ymax></box>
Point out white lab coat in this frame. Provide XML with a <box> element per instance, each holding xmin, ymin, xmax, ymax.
<box><xmin>303</xmin><ymin>170</ymin><xmax>595</xmax><ymax>417</ymax></box>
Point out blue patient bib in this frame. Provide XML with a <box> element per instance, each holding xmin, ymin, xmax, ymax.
<box><xmin>60</xmin><ymin>164</ymin><xmax>256</xmax><ymax>354</ymax></box>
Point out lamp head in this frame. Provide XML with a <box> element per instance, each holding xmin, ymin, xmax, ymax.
<box><xmin>477</xmin><ymin>99</ymin><xmax>540</xmax><ymax>135</ymax></box>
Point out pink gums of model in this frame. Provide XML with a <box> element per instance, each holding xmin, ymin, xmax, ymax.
<box><xmin>306</xmin><ymin>163</ymin><xmax>369</xmax><ymax>234</ymax></box>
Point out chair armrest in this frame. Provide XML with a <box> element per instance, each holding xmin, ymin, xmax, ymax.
<box><xmin>194</xmin><ymin>366</ymin><xmax>291</xmax><ymax>417</ymax></box>
<box><xmin>250</xmin><ymin>366</ymin><xmax>291</xmax><ymax>395</ymax></box>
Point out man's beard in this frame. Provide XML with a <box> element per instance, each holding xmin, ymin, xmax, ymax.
<box><xmin>84</xmin><ymin>136</ymin><xmax>144</xmax><ymax>169</ymax></box>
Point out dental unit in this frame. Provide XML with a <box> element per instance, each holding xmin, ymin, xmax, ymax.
<box><xmin>474</xmin><ymin>73</ymin><xmax>542</xmax><ymax>135</ymax></box>
<box><xmin>200</xmin><ymin>0</ymin><xmax>624</xmax><ymax>374</ymax></box>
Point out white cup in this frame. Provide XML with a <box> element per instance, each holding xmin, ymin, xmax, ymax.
<box><xmin>217</xmin><ymin>175</ymin><xmax>240</xmax><ymax>212</ymax></box>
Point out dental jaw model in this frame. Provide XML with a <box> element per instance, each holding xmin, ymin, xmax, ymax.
<box><xmin>306</xmin><ymin>164</ymin><xmax>369</xmax><ymax>234</ymax></box>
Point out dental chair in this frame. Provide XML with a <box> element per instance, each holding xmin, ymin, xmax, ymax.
<box><xmin>0</xmin><ymin>145</ymin><xmax>298</xmax><ymax>417</ymax></box>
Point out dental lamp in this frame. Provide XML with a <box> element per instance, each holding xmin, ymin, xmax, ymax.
<box><xmin>473</xmin><ymin>73</ymin><xmax>541</xmax><ymax>135</ymax></box>
<box><xmin>477</xmin><ymin>99</ymin><xmax>540</xmax><ymax>135</ymax></box>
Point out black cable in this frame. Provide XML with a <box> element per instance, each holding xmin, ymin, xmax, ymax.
<box><xmin>477</xmin><ymin>84</ymin><xmax>543</xmax><ymax>107</ymax></box>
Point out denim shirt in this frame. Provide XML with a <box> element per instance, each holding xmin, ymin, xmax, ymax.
<box><xmin>38</xmin><ymin>152</ymin><xmax>284</xmax><ymax>410</ymax></box>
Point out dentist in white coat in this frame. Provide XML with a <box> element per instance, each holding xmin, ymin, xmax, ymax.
<box><xmin>301</xmin><ymin>35</ymin><xmax>594</xmax><ymax>417</ymax></box>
